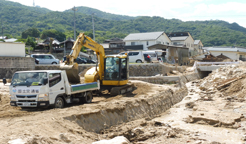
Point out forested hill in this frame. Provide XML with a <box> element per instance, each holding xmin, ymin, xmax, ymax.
<box><xmin>64</xmin><ymin>6</ymin><xmax>137</xmax><ymax>21</ymax></box>
<box><xmin>1</xmin><ymin>0</ymin><xmax>246</xmax><ymax>47</ymax></box>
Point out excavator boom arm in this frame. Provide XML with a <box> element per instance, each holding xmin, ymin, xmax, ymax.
<box><xmin>64</xmin><ymin>33</ymin><xmax>105</xmax><ymax>81</ymax></box>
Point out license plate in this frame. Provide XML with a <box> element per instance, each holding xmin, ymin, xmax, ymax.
<box><xmin>23</xmin><ymin>103</ymin><xmax>30</xmax><ymax>106</ymax></box>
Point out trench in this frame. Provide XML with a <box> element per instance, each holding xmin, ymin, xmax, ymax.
<box><xmin>63</xmin><ymin>73</ymin><xmax>200</xmax><ymax>133</ymax></box>
<box><xmin>64</xmin><ymin>86</ymin><xmax>189</xmax><ymax>133</ymax></box>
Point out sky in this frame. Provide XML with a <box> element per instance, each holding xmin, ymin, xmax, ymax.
<box><xmin>7</xmin><ymin>0</ymin><xmax>246</xmax><ymax>28</ymax></box>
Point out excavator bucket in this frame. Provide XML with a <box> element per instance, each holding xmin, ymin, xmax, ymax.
<box><xmin>60</xmin><ymin>63</ymin><xmax>80</xmax><ymax>84</ymax></box>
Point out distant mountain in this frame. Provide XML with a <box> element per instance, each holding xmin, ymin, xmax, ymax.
<box><xmin>2</xmin><ymin>0</ymin><xmax>50</xmax><ymax>14</ymax></box>
<box><xmin>64</xmin><ymin>6</ymin><xmax>137</xmax><ymax>21</ymax></box>
<box><xmin>1</xmin><ymin>0</ymin><xmax>246</xmax><ymax>47</ymax></box>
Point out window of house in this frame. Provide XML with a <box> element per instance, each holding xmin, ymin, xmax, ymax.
<box><xmin>49</xmin><ymin>73</ymin><xmax>61</xmax><ymax>87</ymax></box>
<box><xmin>131</xmin><ymin>42</ymin><xmax>135</xmax><ymax>45</ymax></box>
<box><xmin>146</xmin><ymin>41</ymin><xmax>149</xmax><ymax>45</ymax></box>
<box><xmin>166</xmin><ymin>42</ymin><xmax>169</xmax><ymax>45</ymax></box>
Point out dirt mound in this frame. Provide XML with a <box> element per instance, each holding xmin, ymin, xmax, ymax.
<box><xmin>198</xmin><ymin>61</ymin><xmax>246</xmax><ymax>99</ymax></box>
<box><xmin>223</xmin><ymin>77</ymin><xmax>246</xmax><ymax>98</ymax></box>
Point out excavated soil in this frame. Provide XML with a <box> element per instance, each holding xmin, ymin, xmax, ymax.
<box><xmin>3</xmin><ymin>62</ymin><xmax>246</xmax><ymax>143</ymax></box>
<box><xmin>0</xmin><ymin>80</ymin><xmax>188</xmax><ymax>144</ymax></box>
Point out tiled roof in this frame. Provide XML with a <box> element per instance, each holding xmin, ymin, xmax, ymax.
<box><xmin>124</xmin><ymin>31</ymin><xmax>164</xmax><ymax>41</ymax></box>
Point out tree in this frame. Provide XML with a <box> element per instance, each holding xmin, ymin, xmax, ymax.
<box><xmin>40</xmin><ymin>29</ymin><xmax>66</xmax><ymax>41</ymax></box>
<box><xmin>22</xmin><ymin>28</ymin><xmax>40</xmax><ymax>39</ymax></box>
<box><xmin>26</xmin><ymin>36</ymin><xmax>36</xmax><ymax>48</ymax></box>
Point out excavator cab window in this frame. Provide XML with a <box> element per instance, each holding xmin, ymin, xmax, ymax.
<box><xmin>104</xmin><ymin>57</ymin><xmax>128</xmax><ymax>80</ymax></box>
<box><xmin>120</xmin><ymin>58</ymin><xmax>128</xmax><ymax>80</ymax></box>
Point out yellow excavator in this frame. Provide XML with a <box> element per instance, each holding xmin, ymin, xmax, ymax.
<box><xmin>60</xmin><ymin>33</ymin><xmax>133</xmax><ymax>96</ymax></box>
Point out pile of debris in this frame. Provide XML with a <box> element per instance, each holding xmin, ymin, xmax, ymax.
<box><xmin>202</xmin><ymin>53</ymin><xmax>233</xmax><ymax>62</ymax></box>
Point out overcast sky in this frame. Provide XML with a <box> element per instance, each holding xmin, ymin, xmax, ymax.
<box><xmin>8</xmin><ymin>0</ymin><xmax>246</xmax><ymax>28</ymax></box>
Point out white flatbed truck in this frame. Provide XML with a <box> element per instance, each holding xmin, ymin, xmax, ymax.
<box><xmin>9</xmin><ymin>70</ymin><xmax>100</xmax><ymax>108</ymax></box>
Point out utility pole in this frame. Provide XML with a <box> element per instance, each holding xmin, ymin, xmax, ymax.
<box><xmin>72</xmin><ymin>6</ymin><xmax>77</xmax><ymax>40</ymax></box>
<box><xmin>92</xmin><ymin>13</ymin><xmax>95</xmax><ymax>41</ymax></box>
<box><xmin>1</xmin><ymin>20</ymin><xmax>3</xmax><ymax>40</ymax></box>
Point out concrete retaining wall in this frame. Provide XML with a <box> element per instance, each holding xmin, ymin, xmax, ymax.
<box><xmin>0</xmin><ymin>62</ymin><xmax>187</xmax><ymax>79</ymax></box>
<box><xmin>0</xmin><ymin>57</ymin><xmax>35</xmax><ymax>79</ymax></box>
<box><xmin>35</xmin><ymin>63</ymin><xmax>187</xmax><ymax>77</ymax></box>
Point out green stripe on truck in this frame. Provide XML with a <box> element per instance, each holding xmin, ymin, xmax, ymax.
<box><xmin>71</xmin><ymin>83</ymin><xmax>98</xmax><ymax>92</ymax></box>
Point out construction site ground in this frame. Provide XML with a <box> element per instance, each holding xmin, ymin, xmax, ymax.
<box><xmin>1</xmin><ymin>63</ymin><xmax>246</xmax><ymax>143</ymax></box>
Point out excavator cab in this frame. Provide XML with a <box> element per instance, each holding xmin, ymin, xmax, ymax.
<box><xmin>104</xmin><ymin>57</ymin><xmax>128</xmax><ymax>81</ymax></box>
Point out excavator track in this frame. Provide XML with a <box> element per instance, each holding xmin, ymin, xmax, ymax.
<box><xmin>110</xmin><ymin>83</ymin><xmax>134</xmax><ymax>96</ymax></box>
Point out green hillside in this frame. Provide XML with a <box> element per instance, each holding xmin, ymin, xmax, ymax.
<box><xmin>64</xmin><ymin>6</ymin><xmax>136</xmax><ymax>21</ymax></box>
<box><xmin>1</xmin><ymin>0</ymin><xmax>246</xmax><ymax>47</ymax></box>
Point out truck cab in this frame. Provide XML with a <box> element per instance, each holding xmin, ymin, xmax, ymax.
<box><xmin>9</xmin><ymin>70</ymin><xmax>99</xmax><ymax>108</ymax></box>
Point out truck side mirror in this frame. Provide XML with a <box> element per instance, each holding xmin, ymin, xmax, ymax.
<box><xmin>42</xmin><ymin>77</ymin><xmax>48</xmax><ymax>85</ymax></box>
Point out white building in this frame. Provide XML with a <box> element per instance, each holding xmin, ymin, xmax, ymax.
<box><xmin>167</xmin><ymin>32</ymin><xmax>201</xmax><ymax>56</ymax></box>
<box><xmin>123</xmin><ymin>31</ymin><xmax>171</xmax><ymax>51</ymax></box>
<box><xmin>194</xmin><ymin>40</ymin><xmax>203</xmax><ymax>54</ymax></box>
<box><xmin>205</xmin><ymin>46</ymin><xmax>246</xmax><ymax>61</ymax></box>
<box><xmin>0</xmin><ymin>42</ymin><xmax>25</xmax><ymax>57</ymax></box>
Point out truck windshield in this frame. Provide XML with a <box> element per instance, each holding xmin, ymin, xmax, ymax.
<box><xmin>11</xmin><ymin>72</ymin><xmax>48</xmax><ymax>86</ymax></box>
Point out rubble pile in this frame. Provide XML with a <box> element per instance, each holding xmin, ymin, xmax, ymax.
<box><xmin>199</xmin><ymin>62</ymin><xmax>246</xmax><ymax>90</ymax></box>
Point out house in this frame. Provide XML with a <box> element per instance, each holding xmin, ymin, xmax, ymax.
<box><xmin>59</xmin><ymin>38</ymin><xmax>75</xmax><ymax>54</ymax></box>
<box><xmin>34</xmin><ymin>37</ymin><xmax>75</xmax><ymax>54</ymax></box>
<box><xmin>34</xmin><ymin>37</ymin><xmax>61</xmax><ymax>53</ymax></box>
<box><xmin>123</xmin><ymin>31</ymin><xmax>171</xmax><ymax>51</ymax></box>
<box><xmin>104</xmin><ymin>38</ymin><xmax>125</xmax><ymax>49</ymax></box>
<box><xmin>87</xmin><ymin>38</ymin><xmax>125</xmax><ymax>55</ymax></box>
<box><xmin>194</xmin><ymin>40</ymin><xmax>203</xmax><ymax>54</ymax></box>
<box><xmin>148</xmin><ymin>44</ymin><xmax>189</xmax><ymax>65</ymax></box>
<box><xmin>0</xmin><ymin>36</ymin><xmax>8</xmax><ymax>40</ymax></box>
<box><xmin>103</xmin><ymin>38</ymin><xmax>125</xmax><ymax>55</ymax></box>
<box><xmin>167</xmin><ymin>32</ymin><xmax>198</xmax><ymax>56</ymax></box>
<box><xmin>205</xmin><ymin>46</ymin><xmax>246</xmax><ymax>61</ymax></box>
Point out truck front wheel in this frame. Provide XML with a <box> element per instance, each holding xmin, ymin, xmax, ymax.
<box><xmin>54</xmin><ymin>97</ymin><xmax>65</xmax><ymax>108</ymax></box>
